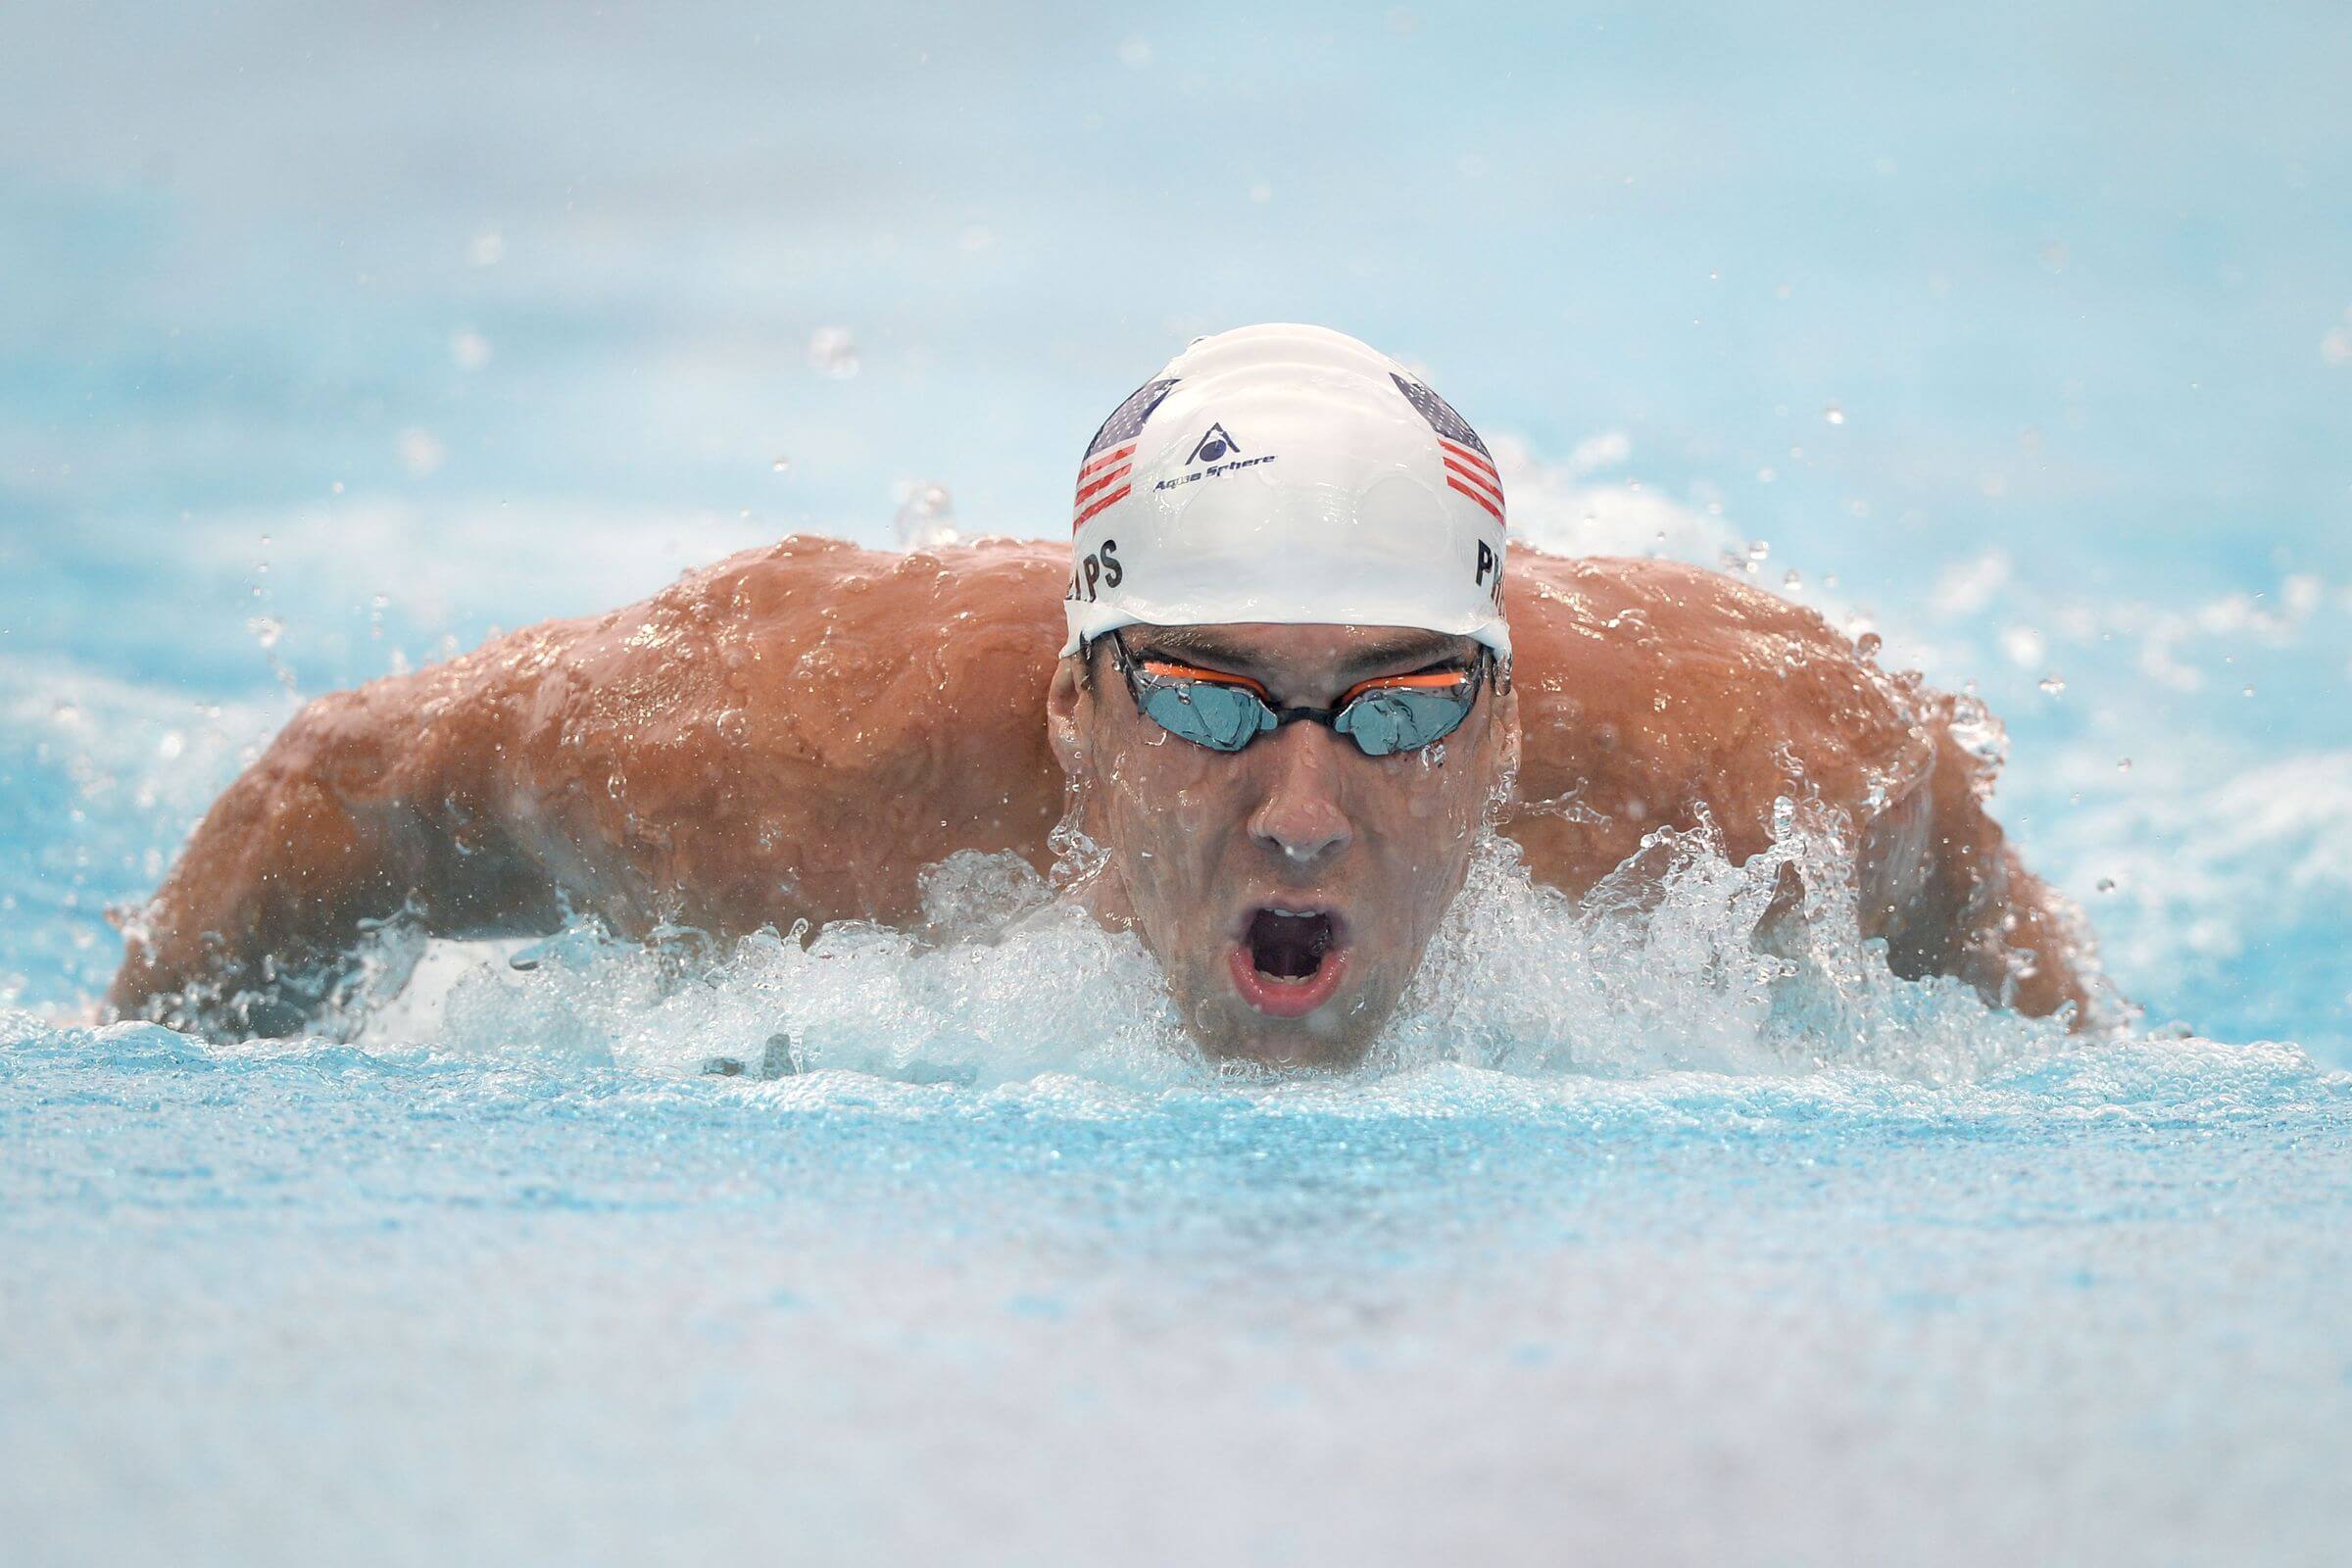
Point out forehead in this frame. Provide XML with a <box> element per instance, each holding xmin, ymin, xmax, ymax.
<box><xmin>1124</xmin><ymin>621</ymin><xmax>1476</xmax><ymax>676</ymax></box>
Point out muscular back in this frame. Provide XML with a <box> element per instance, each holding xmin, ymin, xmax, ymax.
<box><xmin>108</xmin><ymin>536</ymin><xmax>2089</xmax><ymax>1035</ymax></box>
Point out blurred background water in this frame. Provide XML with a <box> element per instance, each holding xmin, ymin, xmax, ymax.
<box><xmin>4</xmin><ymin>3</ymin><xmax>2351</xmax><ymax>1562</ymax></box>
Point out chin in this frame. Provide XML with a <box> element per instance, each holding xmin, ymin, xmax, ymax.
<box><xmin>1186</xmin><ymin>987</ymin><xmax>1390</xmax><ymax>1072</ymax></box>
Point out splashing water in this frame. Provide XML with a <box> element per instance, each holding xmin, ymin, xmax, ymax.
<box><xmin>336</xmin><ymin>803</ymin><xmax>2072</xmax><ymax>1094</ymax></box>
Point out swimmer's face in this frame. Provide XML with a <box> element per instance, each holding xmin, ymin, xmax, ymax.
<box><xmin>1048</xmin><ymin>622</ymin><xmax>1519</xmax><ymax>1069</ymax></box>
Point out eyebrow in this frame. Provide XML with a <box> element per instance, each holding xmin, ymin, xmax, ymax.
<box><xmin>1129</xmin><ymin>627</ymin><xmax>1473</xmax><ymax>684</ymax></box>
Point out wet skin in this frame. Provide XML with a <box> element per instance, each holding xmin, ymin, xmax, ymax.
<box><xmin>106</xmin><ymin>536</ymin><xmax>2098</xmax><ymax>1050</ymax></box>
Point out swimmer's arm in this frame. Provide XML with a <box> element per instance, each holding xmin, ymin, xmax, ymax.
<box><xmin>1499</xmin><ymin>556</ymin><xmax>2100</xmax><ymax>1026</ymax></box>
<box><xmin>104</xmin><ymin>654</ymin><xmax>568</xmax><ymax>1039</ymax></box>
<box><xmin>1886</xmin><ymin>708</ymin><xmax>2097</xmax><ymax>1023</ymax></box>
<box><xmin>105</xmin><ymin>538</ymin><xmax>1076</xmax><ymax>1039</ymax></box>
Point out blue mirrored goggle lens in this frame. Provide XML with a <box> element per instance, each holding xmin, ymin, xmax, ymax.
<box><xmin>1331</xmin><ymin>685</ymin><xmax>1476</xmax><ymax>757</ymax></box>
<box><xmin>1138</xmin><ymin>680</ymin><xmax>1276</xmax><ymax>752</ymax></box>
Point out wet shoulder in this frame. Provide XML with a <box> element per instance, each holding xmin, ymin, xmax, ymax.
<box><xmin>1503</xmin><ymin>551</ymin><xmax>1932</xmax><ymax>855</ymax></box>
<box><xmin>1508</xmin><ymin>553</ymin><xmax>1853</xmax><ymax>658</ymax></box>
<box><xmin>521</xmin><ymin>535</ymin><xmax>1062</xmax><ymax>758</ymax></box>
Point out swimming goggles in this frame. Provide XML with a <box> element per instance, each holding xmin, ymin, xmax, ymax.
<box><xmin>1101</xmin><ymin>631</ymin><xmax>1493</xmax><ymax>758</ymax></box>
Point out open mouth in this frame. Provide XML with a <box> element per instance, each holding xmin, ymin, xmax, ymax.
<box><xmin>1228</xmin><ymin>906</ymin><xmax>1349</xmax><ymax>1019</ymax></box>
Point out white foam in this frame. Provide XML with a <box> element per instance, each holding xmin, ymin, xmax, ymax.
<box><xmin>360</xmin><ymin>802</ymin><xmax>2079</xmax><ymax>1091</ymax></box>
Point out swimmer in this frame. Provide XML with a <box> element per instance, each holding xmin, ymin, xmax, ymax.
<box><xmin>106</xmin><ymin>323</ymin><xmax>2096</xmax><ymax>1066</ymax></box>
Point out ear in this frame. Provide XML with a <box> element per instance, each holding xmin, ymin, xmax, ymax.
<box><xmin>1047</xmin><ymin>656</ymin><xmax>1092</xmax><ymax>778</ymax></box>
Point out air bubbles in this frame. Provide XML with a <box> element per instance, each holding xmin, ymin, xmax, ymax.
<box><xmin>770</xmin><ymin>456</ymin><xmax>792</xmax><ymax>473</ymax></box>
<box><xmin>2117</xmin><ymin>758</ymin><xmax>2133</xmax><ymax>773</ymax></box>
<box><xmin>2037</xmin><ymin>675</ymin><xmax>2067</xmax><ymax>697</ymax></box>
<box><xmin>1822</xmin><ymin>404</ymin><xmax>1845</xmax><ymax>426</ymax></box>
<box><xmin>808</xmin><ymin>327</ymin><xmax>860</xmax><ymax>378</ymax></box>
<box><xmin>2096</xmin><ymin>877</ymin><xmax>2117</xmax><ymax>894</ymax></box>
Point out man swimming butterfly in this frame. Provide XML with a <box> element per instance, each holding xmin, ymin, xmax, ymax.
<box><xmin>107</xmin><ymin>324</ymin><xmax>2098</xmax><ymax>1067</ymax></box>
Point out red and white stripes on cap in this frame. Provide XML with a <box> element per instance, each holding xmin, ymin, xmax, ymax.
<box><xmin>1439</xmin><ymin>437</ymin><xmax>1502</xmax><ymax>523</ymax></box>
<box><xmin>1061</xmin><ymin>324</ymin><xmax>1510</xmax><ymax>660</ymax></box>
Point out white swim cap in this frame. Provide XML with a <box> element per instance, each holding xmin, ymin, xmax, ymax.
<box><xmin>1061</xmin><ymin>322</ymin><xmax>1510</xmax><ymax>660</ymax></box>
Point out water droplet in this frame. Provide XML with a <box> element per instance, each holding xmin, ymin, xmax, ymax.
<box><xmin>1782</xmin><ymin>569</ymin><xmax>1803</xmax><ymax>591</ymax></box>
<box><xmin>397</xmin><ymin>427</ymin><xmax>445</xmax><ymax>477</ymax></box>
<box><xmin>1746</xmin><ymin>539</ymin><xmax>1770</xmax><ymax>563</ymax></box>
<box><xmin>2242</xmin><ymin>685</ymin><xmax>2256</xmax><ymax>698</ymax></box>
<box><xmin>894</xmin><ymin>481</ymin><xmax>958</xmax><ymax>549</ymax></box>
<box><xmin>807</xmin><ymin>327</ymin><xmax>859</xmax><ymax>378</ymax></box>
<box><xmin>1823</xmin><ymin>404</ymin><xmax>1845</xmax><ymax>425</ymax></box>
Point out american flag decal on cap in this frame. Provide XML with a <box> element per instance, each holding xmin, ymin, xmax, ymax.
<box><xmin>1073</xmin><ymin>375</ymin><xmax>1178</xmax><ymax>531</ymax></box>
<box><xmin>1391</xmin><ymin>371</ymin><xmax>1503</xmax><ymax>527</ymax></box>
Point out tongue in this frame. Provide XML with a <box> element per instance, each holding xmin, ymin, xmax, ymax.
<box><xmin>1249</xmin><ymin>909</ymin><xmax>1334</xmax><ymax>980</ymax></box>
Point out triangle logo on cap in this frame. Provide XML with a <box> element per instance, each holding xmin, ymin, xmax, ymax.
<box><xmin>1185</xmin><ymin>422</ymin><xmax>1242</xmax><ymax>466</ymax></box>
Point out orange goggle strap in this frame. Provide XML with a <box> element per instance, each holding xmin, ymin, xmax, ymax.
<box><xmin>1134</xmin><ymin>660</ymin><xmax>1471</xmax><ymax>707</ymax></box>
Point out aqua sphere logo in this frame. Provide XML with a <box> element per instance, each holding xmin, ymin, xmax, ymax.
<box><xmin>1186</xmin><ymin>422</ymin><xmax>1240</xmax><ymax>464</ymax></box>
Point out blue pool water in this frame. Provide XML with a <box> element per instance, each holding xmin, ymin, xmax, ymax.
<box><xmin>5</xmin><ymin>2</ymin><xmax>2352</xmax><ymax>1560</ymax></box>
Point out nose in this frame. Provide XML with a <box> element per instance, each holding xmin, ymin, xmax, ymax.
<box><xmin>1247</xmin><ymin>721</ymin><xmax>1353</xmax><ymax>865</ymax></box>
